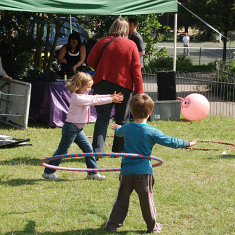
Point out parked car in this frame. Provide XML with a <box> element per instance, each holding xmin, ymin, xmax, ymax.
<box><xmin>50</xmin><ymin>17</ymin><xmax>88</xmax><ymax>52</ymax></box>
<box><xmin>33</xmin><ymin>16</ymin><xmax>88</xmax><ymax>56</ymax></box>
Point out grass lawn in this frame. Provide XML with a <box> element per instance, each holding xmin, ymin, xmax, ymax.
<box><xmin>0</xmin><ymin>116</ymin><xmax>235</xmax><ymax>234</ymax></box>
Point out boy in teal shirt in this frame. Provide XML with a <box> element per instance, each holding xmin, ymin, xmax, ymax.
<box><xmin>106</xmin><ymin>93</ymin><xmax>198</xmax><ymax>233</ymax></box>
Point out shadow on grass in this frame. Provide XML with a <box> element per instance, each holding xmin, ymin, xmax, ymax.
<box><xmin>219</xmin><ymin>154</ymin><xmax>235</xmax><ymax>159</ymax></box>
<box><xmin>0</xmin><ymin>178</ymin><xmax>75</xmax><ymax>186</ymax></box>
<box><xmin>4</xmin><ymin>220</ymin><xmax>145</xmax><ymax>234</ymax></box>
<box><xmin>0</xmin><ymin>120</ymin><xmax>49</xmax><ymax>130</ymax></box>
<box><xmin>0</xmin><ymin>156</ymin><xmax>87</xmax><ymax>166</ymax></box>
<box><xmin>0</xmin><ymin>157</ymin><xmax>40</xmax><ymax>166</ymax></box>
<box><xmin>0</xmin><ymin>174</ymin><xmax>97</xmax><ymax>186</ymax></box>
<box><xmin>179</xmin><ymin>118</ymin><xmax>192</xmax><ymax>122</ymax></box>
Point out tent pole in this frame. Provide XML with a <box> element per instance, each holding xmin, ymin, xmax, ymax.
<box><xmin>173</xmin><ymin>13</ymin><xmax>178</xmax><ymax>72</ymax></box>
<box><xmin>69</xmin><ymin>15</ymin><xmax>72</xmax><ymax>33</ymax></box>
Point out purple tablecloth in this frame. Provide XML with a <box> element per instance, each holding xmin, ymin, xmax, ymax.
<box><xmin>29</xmin><ymin>80</ymin><xmax>113</xmax><ymax>128</ymax></box>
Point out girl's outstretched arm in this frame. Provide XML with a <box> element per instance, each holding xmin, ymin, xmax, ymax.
<box><xmin>110</xmin><ymin>124</ymin><xmax>122</xmax><ymax>130</ymax></box>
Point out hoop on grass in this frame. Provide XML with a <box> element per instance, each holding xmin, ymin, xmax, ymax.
<box><xmin>41</xmin><ymin>152</ymin><xmax>164</xmax><ymax>172</ymax></box>
<box><xmin>86</xmin><ymin>135</ymin><xmax>115</xmax><ymax>139</ymax></box>
<box><xmin>185</xmin><ymin>140</ymin><xmax>235</xmax><ymax>151</ymax></box>
<box><xmin>88</xmin><ymin>135</ymin><xmax>235</xmax><ymax>151</ymax></box>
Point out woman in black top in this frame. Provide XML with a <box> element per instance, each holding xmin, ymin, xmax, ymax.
<box><xmin>57</xmin><ymin>32</ymin><xmax>86</xmax><ymax>77</ymax></box>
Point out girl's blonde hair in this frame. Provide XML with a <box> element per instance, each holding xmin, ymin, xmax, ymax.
<box><xmin>65</xmin><ymin>72</ymin><xmax>93</xmax><ymax>93</ymax></box>
<box><xmin>109</xmin><ymin>18</ymin><xmax>129</xmax><ymax>38</ymax></box>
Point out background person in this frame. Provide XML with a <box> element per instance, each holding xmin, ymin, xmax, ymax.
<box><xmin>182</xmin><ymin>32</ymin><xmax>190</xmax><ymax>56</ymax></box>
<box><xmin>128</xmin><ymin>18</ymin><xmax>145</xmax><ymax>68</ymax></box>
<box><xmin>42</xmin><ymin>72</ymin><xmax>123</xmax><ymax>181</ymax></box>
<box><xmin>87</xmin><ymin>18</ymin><xmax>144</xmax><ymax>154</ymax></box>
<box><xmin>215</xmin><ymin>33</ymin><xmax>221</xmax><ymax>46</ymax></box>
<box><xmin>57</xmin><ymin>32</ymin><xmax>86</xmax><ymax>78</ymax></box>
<box><xmin>105</xmin><ymin>93</ymin><xmax>199</xmax><ymax>233</ymax></box>
<box><xmin>0</xmin><ymin>42</ymin><xmax>12</xmax><ymax>79</ymax></box>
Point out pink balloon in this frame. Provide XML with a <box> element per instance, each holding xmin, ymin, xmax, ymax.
<box><xmin>179</xmin><ymin>93</ymin><xmax>210</xmax><ymax>121</ymax></box>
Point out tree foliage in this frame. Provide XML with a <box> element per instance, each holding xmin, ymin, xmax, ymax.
<box><xmin>0</xmin><ymin>11</ymin><xmax>69</xmax><ymax>79</ymax></box>
<box><xmin>88</xmin><ymin>14</ymin><xmax>167</xmax><ymax>62</ymax></box>
<box><xmin>0</xmin><ymin>11</ymin><xmax>167</xmax><ymax>79</ymax></box>
<box><xmin>179</xmin><ymin>0</ymin><xmax>235</xmax><ymax>60</ymax></box>
<box><xmin>0</xmin><ymin>11</ymin><xmax>36</xmax><ymax>79</ymax></box>
<box><xmin>132</xmin><ymin>14</ymin><xmax>163</xmax><ymax>57</ymax></box>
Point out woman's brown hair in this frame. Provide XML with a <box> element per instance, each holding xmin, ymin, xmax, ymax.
<box><xmin>109</xmin><ymin>18</ymin><xmax>129</xmax><ymax>38</ymax></box>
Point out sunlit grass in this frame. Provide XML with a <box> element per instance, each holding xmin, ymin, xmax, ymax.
<box><xmin>0</xmin><ymin>116</ymin><xmax>235</xmax><ymax>234</ymax></box>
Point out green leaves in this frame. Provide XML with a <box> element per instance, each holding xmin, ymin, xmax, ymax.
<box><xmin>89</xmin><ymin>14</ymin><xmax>165</xmax><ymax>60</ymax></box>
<box><xmin>178</xmin><ymin>0</ymin><xmax>235</xmax><ymax>60</ymax></box>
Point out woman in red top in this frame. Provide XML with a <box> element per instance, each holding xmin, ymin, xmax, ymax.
<box><xmin>88</xmin><ymin>18</ymin><xmax>144</xmax><ymax>153</ymax></box>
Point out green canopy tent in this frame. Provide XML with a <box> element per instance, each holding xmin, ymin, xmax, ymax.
<box><xmin>0</xmin><ymin>0</ymin><xmax>178</xmax><ymax>70</ymax></box>
<box><xmin>0</xmin><ymin>0</ymin><xmax>177</xmax><ymax>15</ymax></box>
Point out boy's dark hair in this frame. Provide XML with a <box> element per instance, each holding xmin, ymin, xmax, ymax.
<box><xmin>130</xmin><ymin>93</ymin><xmax>154</xmax><ymax>119</ymax></box>
<box><xmin>128</xmin><ymin>18</ymin><xmax>138</xmax><ymax>26</ymax></box>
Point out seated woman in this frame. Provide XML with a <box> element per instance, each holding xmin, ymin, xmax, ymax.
<box><xmin>57</xmin><ymin>32</ymin><xmax>86</xmax><ymax>78</ymax></box>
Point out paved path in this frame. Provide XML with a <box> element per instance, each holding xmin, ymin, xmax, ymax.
<box><xmin>154</xmin><ymin>41</ymin><xmax>235</xmax><ymax>65</ymax></box>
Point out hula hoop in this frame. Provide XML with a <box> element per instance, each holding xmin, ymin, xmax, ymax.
<box><xmin>87</xmin><ymin>135</ymin><xmax>114</xmax><ymax>138</ymax></box>
<box><xmin>88</xmin><ymin>136</ymin><xmax>235</xmax><ymax>151</ymax></box>
<box><xmin>41</xmin><ymin>152</ymin><xmax>163</xmax><ymax>172</ymax></box>
<box><xmin>185</xmin><ymin>140</ymin><xmax>235</xmax><ymax>151</ymax></box>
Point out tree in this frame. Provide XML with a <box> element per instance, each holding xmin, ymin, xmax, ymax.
<box><xmin>89</xmin><ymin>14</ymin><xmax>166</xmax><ymax>62</ymax></box>
<box><xmin>0</xmin><ymin>12</ymin><xmax>167</xmax><ymax>79</ymax></box>
<box><xmin>179</xmin><ymin>0</ymin><xmax>235</xmax><ymax>61</ymax></box>
<box><xmin>42</xmin><ymin>15</ymin><xmax>68</xmax><ymax>71</ymax></box>
<box><xmin>132</xmin><ymin>14</ymin><xmax>163</xmax><ymax>58</ymax></box>
<box><xmin>0</xmin><ymin>11</ymin><xmax>38</xmax><ymax>79</ymax></box>
<box><xmin>0</xmin><ymin>11</ymin><xmax>68</xmax><ymax>78</ymax></box>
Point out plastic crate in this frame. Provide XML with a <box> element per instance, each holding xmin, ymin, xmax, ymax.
<box><xmin>149</xmin><ymin>100</ymin><xmax>182</xmax><ymax>121</ymax></box>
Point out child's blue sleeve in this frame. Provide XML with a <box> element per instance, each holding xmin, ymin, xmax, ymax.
<box><xmin>152</xmin><ymin>129</ymin><xmax>185</xmax><ymax>148</ymax></box>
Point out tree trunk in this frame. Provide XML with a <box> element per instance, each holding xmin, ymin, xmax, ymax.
<box><xmin>223</xmin><ymin>31</ymin><xmax>228</xmax><ymax>61</ymax></box>
<box><xmin>47</xmin><ymin>17</ymin><xmax>67</xmax><ymax>70</ymax></box>
<box><xmin>34</xmin><ymin>14</ymin><xmax>44</xmax><ymax>70</ymax></box>
<box><xmin>43</xmin><ymin>23</ymin><xmax>51</xmax><ymax>70</ymax></box>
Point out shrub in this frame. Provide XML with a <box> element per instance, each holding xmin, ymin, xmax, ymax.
<box><xmin>144</xmin><ymin>55</ymin><xmax>216</xmax><ymax>72</ymax></box>
<box><xmin>230</xmin><ymin>59</ymin><xmax>235</xmax><ymax>72</ymax></box>
<box><xmin>176</xmin><ymin>55</ymin><xmax>193</xmax><ymax>66</ymax></box>
<box><xmin>147</xmin><ymin>56</ymin><xmax>173</xmax><ymax>70</ymax></box>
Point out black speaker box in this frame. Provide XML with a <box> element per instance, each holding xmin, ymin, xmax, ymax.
<box><xmin>157</xmin><ymin>71</ymin><xmax>176</xmax><ymax>100</ymax></box>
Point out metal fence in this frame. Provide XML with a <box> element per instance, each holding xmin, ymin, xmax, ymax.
<box><xmin>142</xmin><ymin>69</ymin><xmax>235</xmax><ymax>117</ymax></box>
<box><xmin>157</xmin><ymin>46</ymin><xmax>235</xmax><ymax>65</ymax></box>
